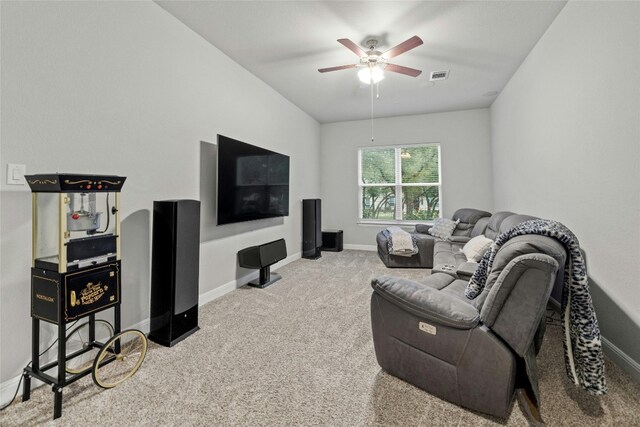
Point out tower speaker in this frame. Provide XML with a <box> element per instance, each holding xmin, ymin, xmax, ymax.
<box><xmin>149</xmin><ymin>199</ymin><xmax>200</xmax><ymax>347</ymax></box>
<box><xmin>302</xmin><ymin>199</ymin><xmax>322</xmax><ymax>259</ymax></box>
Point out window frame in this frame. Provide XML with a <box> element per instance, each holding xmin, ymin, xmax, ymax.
<box><xmin>357</xmin><ymin>143</ymin><xmax>442</xmax><ymax>225</ymax></box>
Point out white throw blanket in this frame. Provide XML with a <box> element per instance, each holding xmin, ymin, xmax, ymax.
<box><xmin>384</xmin><ymin>226</ymin><xmax>417</xmax><ymax>257</ymax></box>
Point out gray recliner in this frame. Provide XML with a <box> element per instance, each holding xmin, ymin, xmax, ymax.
<box><xmin>370</xmin><ymin>234</ymin><xmax>567</xmax><ymax>418</ymax></box>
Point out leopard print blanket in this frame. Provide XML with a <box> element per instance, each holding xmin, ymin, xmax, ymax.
<box><xmin>465</xmin><ymin>219</ymin><xmax>607</xmax><ymax>395</ymax></box>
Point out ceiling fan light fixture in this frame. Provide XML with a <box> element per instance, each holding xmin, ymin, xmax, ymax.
<box><xmin>358</xmin><ymin>66</ymin><xmax>385</xmax><ymax>84</ymax></box>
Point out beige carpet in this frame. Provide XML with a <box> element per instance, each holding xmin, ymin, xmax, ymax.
<box><xmin>2</xmin><ymin>250</ymin><xmax>639</xmax><ymax>426</ymax></box>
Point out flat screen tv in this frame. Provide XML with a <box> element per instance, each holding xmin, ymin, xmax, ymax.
<box><xmin>217</xmin><ymin>135</ymin><xmax>290</xmax><ymax>225</ymax></box>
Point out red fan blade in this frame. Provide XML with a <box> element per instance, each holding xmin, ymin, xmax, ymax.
<box><xmin>318</xmin><ymin>64</ymin><xmax>357</xmax><ymax>73</ymax></box>
<box><xmin>337</xmin><ymin>39</ymin><xmax>367</xmax><ymax>57</ymax></box>
<box><xmin>382</xmin><ymin>36</ymin><xmax>423</xmax><ymax>59</ymax></box>
<box><xmin>385</xmin><ymin>64</ymin><xmax>422</xmax><ymax>77</ymax></box>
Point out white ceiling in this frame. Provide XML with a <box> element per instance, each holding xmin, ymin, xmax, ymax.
<box><xmin>156</xmin><ymin>1</ymin><xmax>567</xmax><ymax>124</ymax></box>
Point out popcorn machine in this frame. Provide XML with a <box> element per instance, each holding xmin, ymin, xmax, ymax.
<box><xmin>23</xmin><ymin>174</ymin><xmax>147</xmax><ymax>419</ymax></box>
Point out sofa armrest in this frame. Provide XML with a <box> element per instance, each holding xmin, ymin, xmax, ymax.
<box><xmin>371</xmin><ymin>275</ymin><xmax>480</xmax><ymax>329</ymax></box>
<box><xmin>414</xmin><ymin>223</ymin><xmax>432</xmax><ymax>234</ymax></box>
<box><xmin>450</xmin><ymin>236</ymin><xmax>471</xmax><ymax>243</ymax></box>
<box><xmin>432</xmin><ymin>264</ymin><xmax>457</xmax><ymax>277</ymax></box>
<box><xmin>456</xmin><ymin>261</ymin><xmax>478</xmax><ymax>280</ymax></box>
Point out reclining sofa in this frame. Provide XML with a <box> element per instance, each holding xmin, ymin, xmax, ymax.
<box><xmin>371</xmin><ymin>209</ymin><xmax>568</xmax><ymax>418</ymax></box>
<box><xmin>377</xmin><ymin>208</ymin><xmax>492</xmax><ymax>269</ymax></box>
<box><xmin>377</xmin><ymin>208</ymin><xmax>563</xmax><ymax>302</ymax></box>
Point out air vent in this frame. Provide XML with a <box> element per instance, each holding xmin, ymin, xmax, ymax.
<box><xmin>430</xmin><ymin>70</ymin><xmax>449</xmax><ymax>81</ymax></box>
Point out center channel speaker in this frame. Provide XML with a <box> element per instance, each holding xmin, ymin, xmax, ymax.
<box><xmin>238</xmin><ymin>238</ymin><xmax>287</xmax><ymax>288</ymax></box>
<box><xmin>149</xmin><ymin>199</ymin><xmax>200</xmax><ymax>347</ymax></box>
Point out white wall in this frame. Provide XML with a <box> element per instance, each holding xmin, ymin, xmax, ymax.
<box><xmin>491</xmin><ymin>1</ymin><xmax>640</xmax><ymax>369</ymax></box>
<box><xmin>320</xmin><ymin>109</ymin><xmax>493</xmax><ymax>246</ymax></box>
<box><xmin>0</xmin><ymin>1</ymin><xmax>319</xmax><ymax>388</ymax></box>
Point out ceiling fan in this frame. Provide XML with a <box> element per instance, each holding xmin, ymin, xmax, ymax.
<box><xmin>318</xmin><ymin>36</ymin><xmax>423</xmax><ymax>83</ymax></box>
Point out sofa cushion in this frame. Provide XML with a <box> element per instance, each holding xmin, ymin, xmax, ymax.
<box><xmin>484</xmin><ymin>212</ymin><xmax>515</xmax><ymax>240</ymax></box>
<box><xmin>498</xmin><ymin>214</ymin><xmax>540</xmax><ymax>234</ymax></box>
<box><xmin>462</xmin><ymin>235</ymin><xmax>493</xmax><ymax>262</ymax></box>
<box><xmin>451</xmin><ymin>208</ymin><xmax>492</xmax><ymax>237</ymax></box>
<box><xmin>470</xmin><ymin>217</ymin><xmax>491</xmax><ymax>238</ymax></box>
<box><xmin>428</xmin><ymin>218</ymin><xmax>460</xmax><ymax>240</ymax></box>
<box><xmin>456</xmin><ymin>262</ymin><xmax>479</xmax><ymax>280</ymax></box>
<box><xmin>434</xmin><ymin>248</ymin><xmax>467</xmax><ymax>269</ymax></box>
<box><xmin>450</xmin><ymin>236</ymin><xmax>471</xmax><ymax>244</ymax></box>
<box><xmin>434</xmin><ymin>240</ymin><xmax>466</xmax><ymax>254</ymax></box>
<box><xmin>415</xmin><ymin>272</ymin><xmax>460</xmax><ymax>290</ymax></box>
<box><xmin>471</xmin><ymin>235</ymin><xmax>567</xmax><ymax>309</ymax></box>
<box><xmin>439</xmin><ymin>278</ymin><xmax>471</xmax><ymax>300</ymax></box>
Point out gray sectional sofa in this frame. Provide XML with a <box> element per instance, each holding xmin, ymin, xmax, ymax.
<box><xmin>371</xmin><ymin>208</ymin><xmax>568</xmax><ymax>418</ymax></box>
<box><xmin>376</xmin><ymin>208</ymin><xmax>491</xmax><ymax>269</ymax></box>
<box><xmin>377</xmin><ymin>208</ymin><xmax>562</xmax><ymax>303</ymax></box>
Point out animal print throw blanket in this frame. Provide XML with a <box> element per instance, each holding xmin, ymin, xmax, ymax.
<box><xmin>465</xmin><ymin>219</ymin><xmax>607</xmax><ymax>395</ymax></box>
<box><xmin>382</xmin><ymin>226</ymin><xmax>418</xmax><ymax>257</ymax></box>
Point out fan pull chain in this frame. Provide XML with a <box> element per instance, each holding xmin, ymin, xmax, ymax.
<box><xmin>370</xmin><ymin>78</ymin><xmax>374</xmax><ymax>142</ymax></box>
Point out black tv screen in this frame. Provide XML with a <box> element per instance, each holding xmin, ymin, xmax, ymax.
<box><xmin>217</xmin><ymin>135</ymin><xmax>290</xmax><ymax>225</ymax></box>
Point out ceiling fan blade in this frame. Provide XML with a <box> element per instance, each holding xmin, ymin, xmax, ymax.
<box><xmin>318</xmin><ymin>64</ymin><xmax>357</xmax><ymax>73</ymax></box>
<box><xmin>385</xmin><ymin>64</ymin><xmax>422</xmax><ymax>77</ymax></box>
<box><xmin>382</xmin><ymin>36</ymin><xmax>423</xmax><ymax>59</ymax></box>
<box><xmin>337</xmin><ymin>39</ymin><xmax>367</xmax><ymax>57</ymax></box>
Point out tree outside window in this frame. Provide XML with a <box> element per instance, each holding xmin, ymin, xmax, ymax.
<box><xmin>359</xmin><ymin>145</ymin><xmax>440</xmax><ymax>222</ymax></box>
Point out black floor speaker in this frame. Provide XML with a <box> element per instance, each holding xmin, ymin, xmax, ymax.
<box><xmin>302</xmin><ymin>199</ymin><xmax>322</xmax><ymax>259</ymax></box>
<box><xmin>149</xmin><ymin>199</ymin><xmax>200</xmax><ymax>347</ymax></box>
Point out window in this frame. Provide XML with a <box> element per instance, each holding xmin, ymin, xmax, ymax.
<box><xmin>358</xmin><ymin>144</ymin><xmax>441</xmax><ymax>223</ymax></box>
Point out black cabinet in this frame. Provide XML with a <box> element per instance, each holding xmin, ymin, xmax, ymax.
<box><xmin>149</xmin><ymin>200</ymin><xmax>200</xmax><ymax>347</ymax></box>
<box><xmin>321</xmin><ymin>230</ymin><xmax>343</xmax><ymax>252</ymax></box>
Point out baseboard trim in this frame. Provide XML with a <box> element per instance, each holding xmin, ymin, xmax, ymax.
<box><xmin>344</xmin><ymin>244</ymin><xmax>376</xmax><ymax>251</ymax></box>
<box><xmin>199</xmin><ymin>251</ymin><xmax>301</xmax><ymax>306</ymax></box>
<box><xmin>602</xmin><ymin>336</ymin><xmax>640</xmax><ymax>383</ymax></box>
<box><xmin>130</xmin><ymin>317</ymin><xmax>151</xmax><ymax>335</ymax></box>
<box><xmin>0</xmin><ymin>372</ymin><xmax>43</xmax><ymax>408</ymax></box>
<box><xmin>1</xmin><ymin>314</ymin><xmax>153</xmax><ymax>407</ymax></box>
<box><xmin>198</xmin><ymin>274</ymin><xmax>251</xmax><ymax>307</ymax></box>
<box><xmin>548</xmin><ymin>298</ymin><xmax>639</xmax><ymax>383</ymax></box>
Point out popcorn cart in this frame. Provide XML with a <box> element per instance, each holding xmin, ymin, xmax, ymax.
<box><xmin>23</xmin><ymin>174</ymin><xmax>147</xmax><ymax>419</ymax></box>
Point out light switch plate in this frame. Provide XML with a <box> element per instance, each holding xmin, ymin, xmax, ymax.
<box><xmin>7</xmin><ymin>164</ymin><xmax>26</xmax><ymax>185</ymax></box>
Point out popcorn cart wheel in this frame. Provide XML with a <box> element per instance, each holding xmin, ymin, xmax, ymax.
<box><xmin>65</xmin><ymin>319</ymin><xmax>114</xmax><ymax>374</ymax></box>
<box><xmin>91</xmin><ymin>329</ymin><xmax>148</xmax><ymax>389</ymax></box>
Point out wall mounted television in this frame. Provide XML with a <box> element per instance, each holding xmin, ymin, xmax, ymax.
<box><xmin>217</xmin><ymin>135</ymin><xmax>290</xmax><ymax>225</ymax></box>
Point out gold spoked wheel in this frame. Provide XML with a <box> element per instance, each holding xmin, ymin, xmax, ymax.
<box><xmin>92</xmin><ymin>329</ymin><xmax>148</xmax><ymax>389</ymax></box>
<box><xmin>65</xmin><ymin>320</ymin><xmax>114</xmax><ymax>374</ymax></box>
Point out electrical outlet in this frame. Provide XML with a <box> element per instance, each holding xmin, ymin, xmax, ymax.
<box><xmin>7</xmin><ymin>164</ymin><xmax>26</xmax><ymax>185</ymax></box>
